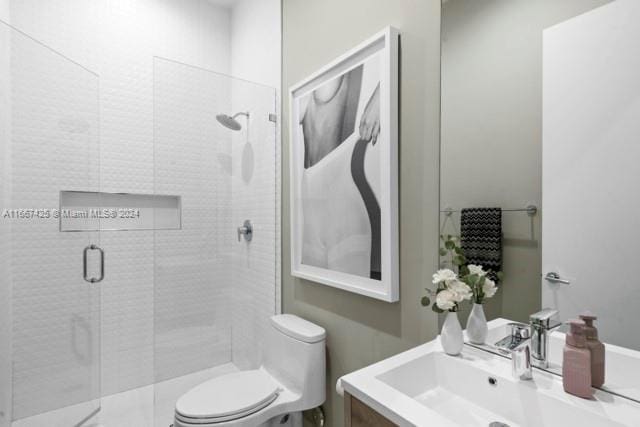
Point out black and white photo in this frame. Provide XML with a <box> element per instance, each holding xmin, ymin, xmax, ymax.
<box><xmin>289</xmin><ymin>27</ymin><xmax>399</xmax><ymax>302</ymax></box>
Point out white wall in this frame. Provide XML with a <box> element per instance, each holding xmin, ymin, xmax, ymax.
<box><xmin>542</xmin><ymin>0</ymin><xmax>640</xmax><ymax>350</ymax></box>
<box><xmin>0</xmin><ymin>0</ymin><xmax>7</xmax><ymax>22</ymax></box>
<box><xmin>230</xmin><ymin>0</ymin><xmax>281</xmax><ymax>89</ymax></box>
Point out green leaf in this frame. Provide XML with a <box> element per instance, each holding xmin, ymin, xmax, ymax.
<box><xmin>454</xmin><ymin>246</ymin><xmax>464</xmax><ymax>255</ymax></box>
<box><xmin>439</xmin><ymin>248</ymin><xmax>447</xmax><ymax>256</ymax></box>
<box><xmin>421</xmin><ymin>296</ymin><xmax>431</xmax><ymax>307</ymax></box>
<box><xmin>452</xmin><ymin>255</ymin><xmax>466</xmax><ymax>266</ymax></box>
<box><xmin>432</xmin><ymin>302</ymin><xmax>444</xmax><ymax>314</ymax></box>
<box><xmin>444</xmin><ymin>240</ymin><xmax>455</xmax><ymax>250</ymax></box>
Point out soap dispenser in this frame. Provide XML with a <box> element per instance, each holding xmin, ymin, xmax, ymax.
<box><xmin>562</xmin><ymin>319</ymin><xmax>593</xmax><ymax>399</ymax></box>
<box><xmin>579</xmin><ymin>313</ymin><xmax>605</xmax><ymax>388</ymax></box>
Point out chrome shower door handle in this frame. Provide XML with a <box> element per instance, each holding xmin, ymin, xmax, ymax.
<box><xmin>83</xmin><ymin>244</ymin><xmax>105</xmax><ymax>283</ymax></box>
<box><xmin>544</xmin><ymin>272</ymin><xmax>570</xmax><ymax>285</ymax></box>
<box><xmin>95</xmin><ymin>245</ymin><xmax>105</xmax><ymax>283</ymax></box>
<box><xmin>83</xmin><ymin>245</ymin><xmax>90</xmax><ymax>282</ymax></box>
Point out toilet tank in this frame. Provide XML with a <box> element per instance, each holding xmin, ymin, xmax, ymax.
<box><xmin>263</xmin><ymin>315</ymin><xmax>326</xmax><ymax>409</ymax></box>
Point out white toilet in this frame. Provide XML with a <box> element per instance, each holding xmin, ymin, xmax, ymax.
<box><xmin>173</xmin><ymin>314</ymin><xmax>326</xmax><ymax>427</ymax></box>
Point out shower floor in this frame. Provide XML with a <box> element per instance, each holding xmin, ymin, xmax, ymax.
<box><xmin>12</xmin><ymin>363</ymin><xmax>238</xmax><ymax>427</ymax></box>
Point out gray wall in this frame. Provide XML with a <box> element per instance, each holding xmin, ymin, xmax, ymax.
<box><xmin>440</xmin><ymin>0</ymin><xmax>611</xmax><ymax>323</ymax></box>
<box><xmin>282</xmin><ymin>1</ymin><xmax>442</xmax><ymax>425</ymax></box>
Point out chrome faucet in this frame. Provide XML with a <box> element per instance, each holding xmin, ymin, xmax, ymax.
<box><xmin>529</xmin><ymin>308</ymin><xmax>561</xmax><ymax>369</ymax></box>
<box><xmin>495</xmin><ymin>323</ymin><xmax>533</xmax><ymax>380</ymax></box>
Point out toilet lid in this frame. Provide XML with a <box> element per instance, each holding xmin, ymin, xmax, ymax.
<box><xmin>175</xmin><ymin>369</ymin><xmax>280</xmax><ymax>421</ymax></box>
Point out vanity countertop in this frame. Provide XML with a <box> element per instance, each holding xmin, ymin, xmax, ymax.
<box><xmin>479</xmin><ymin>318</ymin><xmax>640</xmax><ymax>403</ymax></box>
<box><xmin>337</xmin><ymin>325</ymin><xmax>640</xmax><ymax>427</ymax></box>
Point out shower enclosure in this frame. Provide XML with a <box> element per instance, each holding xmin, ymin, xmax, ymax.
<box><xmin>0</xmin><ymin>21</ymin><xmax>278</xmax><ymax>427</ymax></box>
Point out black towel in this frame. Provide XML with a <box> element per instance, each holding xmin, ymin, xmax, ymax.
<box><xmin>460</xmin><ymin>208</ymin><xmax>502</xmax><ymax>281</ymax></box>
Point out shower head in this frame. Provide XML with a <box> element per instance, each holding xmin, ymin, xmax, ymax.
<box><xmin>216</xmin><ymin>114</ymin><xmax>242</xmax><ymax>131</ymax></box>
<box><xmin>216</xmin><ymin>111</ymin><xmax>249</xmax><ymax>131</ymax></box>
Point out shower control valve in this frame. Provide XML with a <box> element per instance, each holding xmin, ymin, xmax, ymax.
<box><xmin>237</xmin><ymin>220</ymin><xmax>253</xmax><ymax>242</ymax></box>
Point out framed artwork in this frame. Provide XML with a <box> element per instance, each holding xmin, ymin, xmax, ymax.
<box><xmin>289</xmin><ymin>27</ymin><xmax>399</xmax><ymax>302</ymax></box>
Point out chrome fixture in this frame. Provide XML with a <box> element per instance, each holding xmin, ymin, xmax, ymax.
<box><xmin>237</xmin><ymin>219</ymin><xmax>253</xmax><ymax>242</ymax></box>
<box><xmin>495</xmin><ymin>322</ymin><xmax>533</xmax><ymax>380</ymax></box>
<box><xmin>544</xmin><ymin>272</ymin><xmax>570</xmax><ymax>285</ymax></box>
<box><xmin>310</xmin><ymin>406</ymin><xmax>325</xmax><ymax>427</ymax></box>
<box><xmin>441</xmin><ymin>204</ymin><xmax>537</xmax><ymax>217</ymax></box>
<box><xmin>530</xmin><ymin>308</ymin><xmax>561</xmax><ymax>368</ymax></box>
<box><xmin>216</xmin><ymin>111</ymin><xmax>249</xmax><ymax>131</ymax></box>
<box><xmin>83</xmin><ymin>244</ymin><xmax>105</xmax><ymax>283</ymax></box>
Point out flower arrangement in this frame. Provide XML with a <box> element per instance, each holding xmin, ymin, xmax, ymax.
<box><xmin>465</xmin><ymin>264</ymin><xmax>498</xmax><ymax>305</ymax></box>
<box><xmin>423</xmin><ymin>268</ymin><xmax>472</xmax><ymax>312</ymax></box>
<box><xmin>421</xmin><ymin>235</ymin><xmax>501</xmax><ymax>312</ymax></box>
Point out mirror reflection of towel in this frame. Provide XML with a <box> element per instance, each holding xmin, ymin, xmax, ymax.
<box><xmin>460</xmin><ymin>208</ymin><xmax>502</xmax><ymax>281</ymax></box>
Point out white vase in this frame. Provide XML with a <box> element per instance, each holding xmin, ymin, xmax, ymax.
<box><xmin>441</xmin><ymin>311</ymin><xmax>463</xmax><ymax>356</ymax></box>
<box><xmin>466</xmin><ymin>303</ymin><xmax>488</xmax><ymax>344</ymax></box>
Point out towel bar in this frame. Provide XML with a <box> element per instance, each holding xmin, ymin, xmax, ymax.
<box><xmin>441</xmin><ymin>205</ymin><xmax>537</xmax><ymax>217</ymax></box>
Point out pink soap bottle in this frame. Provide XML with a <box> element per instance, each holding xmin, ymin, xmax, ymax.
<box><xmin>562</xmin><ymin>319</ymin><xmax>593</xmax><ymax>399</ymax></box>
<box><xmin>580</xmin><ymin>313</ymin><xmax>606</xmax><ymax>388</ymax></box>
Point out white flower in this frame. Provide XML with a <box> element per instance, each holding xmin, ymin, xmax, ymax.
<box><xmin>483</xmin><ymin>278</ymin><xmax>497</xmax><ymax>298</ymax></box>
<box><xmin>436</xmin><ymin>289</ymin><xmax>457</xmax><ymax>311</ymax></box>
<box><xmin>432</xmin><ymin>268</ymin><xmax>457</xmax><ymax>285</ymax></box>
<box><xmin>468</xmin><ymin>264</ymin><xmax>487</xmax><ymax>277</ymax></box>
<box><xmin>448</xmin><ymin>280</ymin><xmax>473</xmax><ymax>302</ymax></box>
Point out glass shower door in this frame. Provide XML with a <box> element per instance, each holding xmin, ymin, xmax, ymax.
<box><xmin>152</xmin><ymin>57</ymin><xmax>278</xmax><ymax>426</ymax></box>
<box><xmin>1</xmin><ymin>21</ymin><xmax>102</xmax><ymax>425</ymax></box>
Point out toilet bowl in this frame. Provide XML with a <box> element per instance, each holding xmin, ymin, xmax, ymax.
<box><xmin>174</xmin><ymin>314</ymin><xmax>326</xmax><ymax>427</ymax></box>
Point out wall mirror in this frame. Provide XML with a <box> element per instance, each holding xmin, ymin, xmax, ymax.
<box><xmin>440</xmin><ymin>0</ymin><xmax>640</xmax><ymax>402</ymax></box>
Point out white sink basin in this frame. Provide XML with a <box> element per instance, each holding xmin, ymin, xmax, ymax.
<box><xmin>379</xmin><ymin>351</ymin><xmax>623</xmax><ymax>426</ymax></box>
<box><xmin>480</xmin><ymin>318</ymin><xmax>640</xmax><ymax>402</ymax></box>
<box><xmin>339</xmin><ymin>333</ymin><xmax>640</xmax><ymax>426</ymax></box>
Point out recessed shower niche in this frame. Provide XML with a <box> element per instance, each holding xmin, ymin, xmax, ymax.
<box><xmin>59</xmin><ymin>191</ymin><xmax>182</xmax><ymax>232</ymax></box>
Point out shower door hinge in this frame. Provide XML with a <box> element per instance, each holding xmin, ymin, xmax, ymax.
<box><xmin>268</xmin><ymin>113</ymin><xmax>277</xmax><ymax>123</ymax></box>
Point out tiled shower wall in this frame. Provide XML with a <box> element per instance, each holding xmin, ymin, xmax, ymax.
<box><xmin>7</xmin><ymin>0</ymin><xmax>232</xmax><ymax>399</ymax></box>
<box><xmin>0</xmin><ymin>15</ymin><xmax>11</xmax><ymax>427</ymax></box>
<box><xmin>229</xmin><ymin>0</ymin><xmax>282</xmax><ymax>368</ymax></box>
<box><xmin>2</xmin><ymin>0</ymin><xmax>280</xmax><ymax>420</ymax></box>
<box><xmin>153</xmin><ymin>57</ymin><xmax>234</xmax><ymax>381</ymax></box>
<box><xmin>153</xmin><ymin>56</ymin><xmax>278</xmax><ymax>376</ymax></box>
<box><xmin>8</xmin><ymin>31</ymin><xmax>101</xmax><ymax>420</ymax></box>
<box><xmin>230</xmin><ymin>81</ymin><xmax>277</xmax><ymax>370</ymax></box>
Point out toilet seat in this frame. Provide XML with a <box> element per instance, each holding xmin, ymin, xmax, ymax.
<box><xmin>175</xmin><ymin>369</ymin><xmax>280</xmax><ymax>425</ymax></box>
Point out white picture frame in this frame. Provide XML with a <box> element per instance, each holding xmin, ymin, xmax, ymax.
<box><xmin>289</xmin><ymin>26</ymin><xmax>399</xmax><ymax>302</ymax></box>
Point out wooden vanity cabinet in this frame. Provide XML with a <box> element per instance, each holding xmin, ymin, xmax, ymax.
<box><xmin>344</xmin><ymin>391</ymin><xmax>397</xmax><ymax>427</ymax></box>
